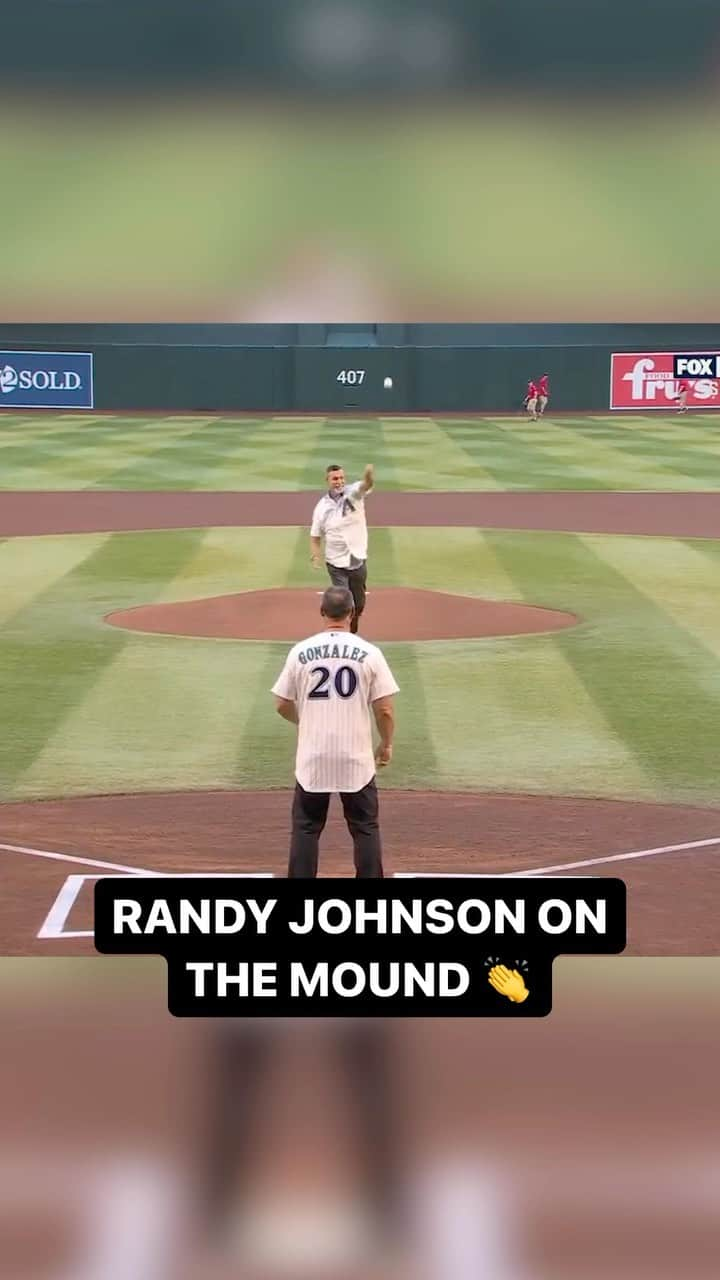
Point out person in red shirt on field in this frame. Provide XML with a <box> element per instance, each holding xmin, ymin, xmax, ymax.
<box><xmin>675</xmin><ymin>379</ymin><xmax>690</xmax><ymax>413</ymax></box>
<box><xmin>524</xmin><ymin>380</ymin><xmax>539</xmax><ymax>421</ymax></box>
<box><xmin>537</xmin><ymin>374</ymin><xmax>550</xmax><ymax>417</ymax></box>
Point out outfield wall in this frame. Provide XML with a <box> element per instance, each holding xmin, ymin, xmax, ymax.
<box><xmin>1</xmin><ymin>325</ymin><xmax>720</xmax><ymax>412</ymax></box>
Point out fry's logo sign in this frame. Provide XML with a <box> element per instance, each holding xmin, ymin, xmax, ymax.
<box><xmin>610</xmin><ymin>353</ymin><xmax>720</xmax><ymax>410</ymax></box>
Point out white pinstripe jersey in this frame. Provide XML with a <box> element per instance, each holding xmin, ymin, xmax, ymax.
<box><xmin>271</xmin><ymin>629</ymin><xmax>399</xmax><ymax>793</ymax></box>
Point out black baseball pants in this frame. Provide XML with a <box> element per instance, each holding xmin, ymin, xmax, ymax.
<box><xmin>326</xmin><ymin>560</ymin><xmax>367</xmax><ymax>633</ymax></box>
<box><xmin>288</xmin><ymin>778</ymin><xmax>384</xmax><ymax>877</ymax></box>
<box><xmin>204</xmin><ymin>1020</ymin><xmax>399</xmax><ymax>1244</ymax></box>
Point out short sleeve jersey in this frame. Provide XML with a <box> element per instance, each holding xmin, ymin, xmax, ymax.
<box><xmin>271</xmin><ymin>629</ymin><xmax>399</xmax><ymax>792</ymax></box>
<box><xmin>310</xmin><ymin>482</ymin><xmax>369</xmax><ymax>567</ymax></box>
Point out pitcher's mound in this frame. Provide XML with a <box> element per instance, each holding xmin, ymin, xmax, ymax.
<box><xmin>106</xmin><ymin>587</ymin><xmax>577</xmax><ymax>642</ymax></box>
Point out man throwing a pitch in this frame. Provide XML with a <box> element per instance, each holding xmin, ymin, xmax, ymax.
<box><xmin>271</xmin><ymin>586</ymin><xmax>399</xmax><ymax>877</ymax></box>
<box><xmin>310</xmin><ymin>462</ymin><xmax>374</xmax><ymax>634</ymax></box>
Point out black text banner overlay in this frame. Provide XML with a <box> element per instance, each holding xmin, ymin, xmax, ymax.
<box><xmin>94</xmin><ymin>878</ymin><xmax>627</xmax><ymax>1017</ymax></box>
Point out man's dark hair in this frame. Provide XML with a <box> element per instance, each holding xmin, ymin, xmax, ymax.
<box><xmin>321</xmin><ymin>587</ymin><xmax>354</xmax><ymax>621</ymax></box>
<box><xmin>326</xmin><ymin>463</ymin><xmax>343</xmax><ymax>475</ymax></box>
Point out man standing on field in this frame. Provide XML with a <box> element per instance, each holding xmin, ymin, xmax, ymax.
<box><xmin>524</xmin><ymin>380</ymin><xmax>539</xmax><ymax>422</ymax></box>
<box><xmin>310</xmin><ymin>462</ymin><xmax>374</xmax><ymax>634</ymax></box>
<box><xmin>675</xmin><ymin>379</ymin><xmax>690</xmax><ymax>413</ymax></box>
<box><xmin>537</xmin><ymin>373</ymin><xmax>550</xmax><ymax>416</ymax></box>
<box><xmin>271</xmin><ymin>586</ymin><xmax>399</xmax><ymax>878</ymax></box>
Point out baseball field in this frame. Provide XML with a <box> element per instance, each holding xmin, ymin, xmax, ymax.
<box><xmin>1</xmin><ymin>410</ymin><xmax>720</xmax><ymax>955</ymax></box>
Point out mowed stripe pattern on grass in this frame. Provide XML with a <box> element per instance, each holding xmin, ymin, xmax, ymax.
<box><xmin>3</xmin><ymin>523</ymin><xmax>720</xmax><ymax>805</ymax></box>
<box><xmin>13</xmin><ymin>528</ymin><xmax>303</xmax><ymax>799</ymax></box>
<box><xmin>0</xmin><ymin>530</ymin><xmax>208</xmax><ymax>793</ymax></box>
<box><xmin>0</xmin><ymin>412</ymin><xmax>719</xmax><ymax>491</ymax></box>
<box><xmin>0</xmin><ymin>412</ymin><xmax>718</xmax><ymax>806</ymax></box>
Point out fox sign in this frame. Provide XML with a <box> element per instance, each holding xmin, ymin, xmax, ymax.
<box><xmin>610</xmin><ymin>353</ymin><xmax>720</xmax><ymax>410</ymax></box>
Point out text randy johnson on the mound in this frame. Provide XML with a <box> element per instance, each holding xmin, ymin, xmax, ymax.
<box><xmin>94</xmin><ymin>878</ymin><xmax>626</xmax><ymax>1017</ymax></box>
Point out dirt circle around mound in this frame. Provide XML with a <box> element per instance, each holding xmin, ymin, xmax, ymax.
<box><xmin>105</xmin><ymin>587</ymin><xmax>578</xmax><ymax>642</ymax></box>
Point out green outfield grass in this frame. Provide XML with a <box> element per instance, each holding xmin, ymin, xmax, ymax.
<box><xmin>1</xmin><ymin>412</ymin><xmax>720</xmax><ymax>491</ymax></box>
<box><xmin>1</xmin><ymin>412</ymin><xmax>719</xmax><ymax>809</ymax></box>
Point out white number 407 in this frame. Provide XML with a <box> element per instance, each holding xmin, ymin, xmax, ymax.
<box><xmin>337</xmin><ymin>370</ymin><xmax>365</xmax><ymax>385</ymax></box>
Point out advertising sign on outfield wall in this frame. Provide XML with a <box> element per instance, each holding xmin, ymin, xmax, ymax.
<box><xmin>610</xmin><ymin>352</ymin><xmax>720</xmax><ymax>410</ymax></box>
<box><xmin>0</xmin><ymin>351</ymin><xmax>94</xmax><ymax>409</ymax></box>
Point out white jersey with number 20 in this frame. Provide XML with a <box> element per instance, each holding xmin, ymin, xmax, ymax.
<box><xmin>271</xmin><ymin>628</ymin><xmax>399</xmax><ymax>793</ymax></box>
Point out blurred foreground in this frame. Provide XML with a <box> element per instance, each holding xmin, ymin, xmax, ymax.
<box><xmin>2</xmin><ymin>0</ymin><xmax>720</xmax><ymax>320</ymax></box>
<box><xmin>0</xmin><ymin>958</ymin><xmax>717</xmax><ymax>1278</ymax></box>
<box><xmin>3</xmin><ymin>97</ymin><xmax>719</xmax><ymax>322</ymax></box>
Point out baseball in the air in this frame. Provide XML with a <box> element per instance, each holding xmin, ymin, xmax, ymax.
<box><xmin>384</xmin><ymin>377</ymin><xmax>393</xmax><ymax>389</ymax></box>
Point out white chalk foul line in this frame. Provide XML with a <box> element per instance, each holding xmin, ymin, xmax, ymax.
<box><xmin>395</xmin><ymin>835</ymin><xmax>720</xmax><ymax>878</ymax></box>
<box><xmin>0</xmin><ymin>841</ymin><xmax>156</xmax><ymax>876</ymax></box>
<box><xmin>10</xmin><ymin>829</ymin><xmax>720</xmax><ymax>884</ymax></box>
<box><xmin>13</xmin><ymin>831</ymin><xmax>720</xmax><ymax>939</ymax></box>
<box><xmin>505</xmin><ymin>835</ymin><xmax>720</xmax><ymax>877</ymax></box>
